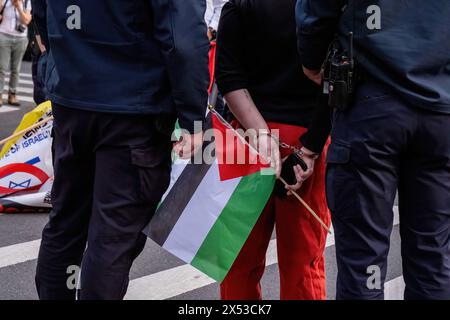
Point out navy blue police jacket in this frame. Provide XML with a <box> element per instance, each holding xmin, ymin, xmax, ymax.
<box><xmin>296</xmin><ymin>0</ymin><xmax>450</xmax><ymax>114</ymax></box>
<box><xmin>32</xmin><ymin>0</ymin><xmax>210</xmax><ymax>133</ymax></box>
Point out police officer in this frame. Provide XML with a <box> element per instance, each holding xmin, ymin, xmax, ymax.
<box><xmin>33</xmin><ymin>0</ymin><xmax>209</xmax><ymax>300</ymax></box>
<box><xmin>296</xmin><ymin>0</ymin><xmax>450</xmax><ymax>300</ymax></box>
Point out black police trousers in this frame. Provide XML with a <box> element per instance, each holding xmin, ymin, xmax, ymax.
<box><xmin>35</xmin><ymin>104</ymin><xmax>173</xmax><ymax>300</ymax></box>
<box><xmin>327</xmin><ymin>80</ymin><xmax>450</xmax><ymax>300</ymax></box>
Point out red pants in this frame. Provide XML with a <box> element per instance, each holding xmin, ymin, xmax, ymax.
<box><xmin>220</xmin><ymin>122</ymin><xmax>331</xmax><ymax>300</ymax></box>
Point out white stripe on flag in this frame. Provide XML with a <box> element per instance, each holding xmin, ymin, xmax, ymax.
<box><xmin>162</xmin><ymin>160</ymin><xmax>241</xmax><ymax>263</ymax></box>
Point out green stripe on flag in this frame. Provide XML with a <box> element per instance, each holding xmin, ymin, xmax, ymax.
<box><xmin>191</xmin><ymin>170</ymin><xmax>275</xmax><ymax>282</ymax></box>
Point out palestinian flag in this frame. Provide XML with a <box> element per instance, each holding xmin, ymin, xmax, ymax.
<box><xmin>144</xmin><ymin>111</ymin><xmax>275</xmax><ymax>282</ymax></box>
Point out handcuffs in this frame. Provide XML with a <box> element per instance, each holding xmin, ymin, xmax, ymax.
<box><xmin>259</xmin><ymin>131</ymin><xmax>320</xmax><ymax>161</ymax></box>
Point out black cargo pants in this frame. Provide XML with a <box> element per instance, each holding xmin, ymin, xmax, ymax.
<box><xmin>36</xmin><ymin>104</ymin><xmax>174</xmax><ymax>300</ymax></box>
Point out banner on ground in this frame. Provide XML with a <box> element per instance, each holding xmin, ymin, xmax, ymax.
<box><xmin>0</xmin><ymin>101</ymin><xmax>54</xmax><ymax>213</ymax></box>
<box><xmin>144</xmin><ymin>111</ymin><xmax>276</xmax><ymax>283</ymax></box>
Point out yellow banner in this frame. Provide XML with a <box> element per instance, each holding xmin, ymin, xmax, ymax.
<box><xmin>0</xmin><ymin>101</ymin><xmax>52</xmax><ymax>159</ymax></box>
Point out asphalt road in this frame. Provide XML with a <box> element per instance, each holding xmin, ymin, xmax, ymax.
<box><xmin>0</xmin><ymin>62</ymin><xmax>405</xmax><ymax>300</ymax></box>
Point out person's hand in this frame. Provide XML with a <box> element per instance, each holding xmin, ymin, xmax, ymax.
<box><xmin>257</xmin><ymin>133</ymin><xmax>281</xmax><ymax>178</ymax></box>
<box><xmin>302</xmin><ymin>66</ymin><xmax>323</xmax><ymax>86</ymax></box>
<box><xmin>36</xmin><ymin>36</ymin><xmax>46</xmax><ymax>53</ymax></box>
<box><xmin>11</xmin><ymin>0</ymin><xmax>22</xmax><ymax>10</ymax></box>
<box><xmin>207</xmin><ymin>27</ymin><xmax>215</xmax><ymax>41</ymax></box>
<box><xmin>173</xmin><ymin>131</ymin><xmax>203</xmax><ymax>159</ymax></box>
<box><xmin>285</xmin><ymin>147</ymin><xmax>318</xmax><ymax>195</ymax></box>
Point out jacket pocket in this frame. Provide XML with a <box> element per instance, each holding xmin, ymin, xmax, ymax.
<box><xmin>131</xmin><ymin>144</ymin><xmax>171</xmax><ymax>204</ymax></box>
<box><xmin>325</xmin><ymin>142</ymin><xmax>360</xmax><ymax>217</ymax></box>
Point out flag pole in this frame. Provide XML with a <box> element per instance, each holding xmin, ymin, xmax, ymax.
<box><xmin>0</xmin><ymin>116</ymin><xmax>54</xmax><ymax>147</ymax></box>
<box><xmin>279</xmin><ymin>177</ymin><xmax>332</xmax><ymax>234</ymax></box>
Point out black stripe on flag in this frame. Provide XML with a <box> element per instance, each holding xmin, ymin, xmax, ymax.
<box><xmin>144</xmin><ymin>161</ymin><xmax>213</xmax><ymax>246</ymax></box>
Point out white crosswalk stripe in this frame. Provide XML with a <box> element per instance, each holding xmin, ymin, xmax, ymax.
<box><xmin>125</xmin><ymin>239</ymin><xmax>279</xmax><ymax>300</ymax></box>
<box><xmin>5</xmin><ymin>77</ymin><xmax>33</xmax><ymax>86</ymax></box>
<box><xmin>0</xmin><ymin>207</ymin><xmax>404</xmax><ymax>300</ymax></box>
<box><xmin>1</xmin><ymin>94</ymin><xmax>34</xmax><ymax>103</ymax></box>
<box><xmin>0</xmin><ymin>240</ymin><xmax>41</xmax><ymax>269</ymax></box>
<box><xmin>5</xmin><ymin>72</ymin><xmax>33</xmax><ymax>79</ymax></box>
<box><xmin>4</xmin><ymin>86</ymin><xmax>34</xmax><ymax>95</ymax></box>
<box><xmin>0</xmin><ymin>105</ymin><xmax>20</xmax><ymax>113</ymax></box>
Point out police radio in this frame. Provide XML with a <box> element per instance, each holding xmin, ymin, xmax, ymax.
<box><xmin>324</xmin><ymin>32</ymin><xmax>356</xmax><ymax>111</ymax></box>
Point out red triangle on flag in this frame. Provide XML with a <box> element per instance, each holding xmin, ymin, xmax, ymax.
<box><xmin>212</xmin><ymin>112</ymin><xmax>271</xmax><ymax>181</ymax></box>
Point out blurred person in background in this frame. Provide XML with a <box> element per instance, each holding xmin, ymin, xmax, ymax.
<box><xmin>205</xmin><ymin>0</ymin><xmax>227</xmax><ymax>113</ymax></box>
<box><xmin>205</xmin><ymin>0</ymin><xmax>227</xmax><ymax>41</ymax></box>
<box><xmin>0</xmin><ymin>0</ymin><xmax>31</xmax><ymax>107</ymax></box>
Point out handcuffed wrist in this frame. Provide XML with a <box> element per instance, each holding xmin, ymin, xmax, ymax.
<box><xmin>300</xmin><ymin>147</ymin><xmax>320</xmax><ymax>160</ymax></box>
